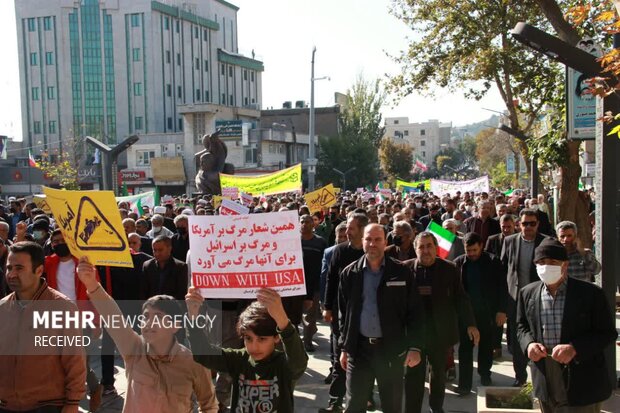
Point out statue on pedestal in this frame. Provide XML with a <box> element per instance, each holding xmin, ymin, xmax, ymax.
<box><xmin>194</xmin><ymin>131</ymin><xmax>235</xmax><ymax>195</ymax></box>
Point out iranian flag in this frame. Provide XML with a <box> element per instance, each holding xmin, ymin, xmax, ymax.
<box><xmin>415</xmin><ymin>157</ymin><xmax>428</xmax><ymax>172</ymax></box>
<box><xmin>427</xmin><ymin>221</ymin><xmax>456</xmax><ymax>259</ymax></box>
<box><xmin>28</xmin><ymin>150</ymin><xmax>40</xmax><ymax>168</ymax></box>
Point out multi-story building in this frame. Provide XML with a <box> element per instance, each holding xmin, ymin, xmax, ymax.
<box><xmin>384</xmin><ymin>117</ymin><xmax>452</xmax><ymax>167</ymax></box>
<box><xmin>15</xmin><ymin>0</ymin><xmax>263</xmax><ymax>192</ymax></box>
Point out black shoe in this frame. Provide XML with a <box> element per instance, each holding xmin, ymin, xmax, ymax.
<box><xmin>512</xmin><ymin>379</ymin><xmax>526</xmax><ymax>387</ymax></box>
<box><xmin>455</xmin><ymin>387</ymin><xmax>471</xmax><ymax>397</ymax></box>
<box><xmin>318</xmin><ymin>403</ymin><xmax>343</xmax><ymax>413</ymax></box>
<box><xmin>480</xmin><ymin>376</ymin><xmax>492</xmax><ymax>386</ymax></box>
<box><xmin>304</xmin><ymin>343</ymin><xmax>316</xmax><ymax>353</ymax></box>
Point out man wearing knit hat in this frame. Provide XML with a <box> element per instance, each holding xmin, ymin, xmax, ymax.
<box><xmin>516</xmin><ymin>238</ymin><xmax>617</xmax><ymax>412</ymax></box>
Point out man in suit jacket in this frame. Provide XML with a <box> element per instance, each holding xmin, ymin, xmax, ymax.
<box><xmin>454</xmin><ymin>233</ymin><xmax>508</xmax><ymax>394</ymax></box>
<box><xmin>404</xmin><ymin>232</ymin><xmax>479</xmax><ymax>413</ymax></box>
<box><xmin>463</xmin><ymin>200</ymin><xmax>501</xmax><ymax>245</ymax></box>
<box><xmin>140</xmin><ymin>235</ymin><xmax>188</xmax><ymax>300</ymax></box>
<box><xmin>517</xmin><ymin>238</ymin><xmax>617</xmax><ymax>411</ymax></box>
<box><xmin>485</xmin><ymin>213</ymin><xmax>516</xmax><ymax>257</ymax></box>
<box><xmin>338</xmin><ymin>224</ymin><xmax>424</xmax><ymax>412</ymax></box>
<box><xmin>501</xmin><ymin>209</ymin><xmax>548</xmax><ymax>386</ymax></box>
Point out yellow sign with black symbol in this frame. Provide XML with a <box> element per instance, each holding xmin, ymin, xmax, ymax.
<box><xmin>305</xmin><ymin>184</ymin><xmax>337</xmax><ymax>213</ymax></box>
<box><xmin>43</xmin><ymin>187</ymin><xmax>133</xmax><ymax>267</ymax></box>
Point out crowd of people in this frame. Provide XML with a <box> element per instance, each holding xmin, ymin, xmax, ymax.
<box><xmin>0</xmin><ymin>186</ymin><xmax>616</xmax><ymax>413</ymax></box>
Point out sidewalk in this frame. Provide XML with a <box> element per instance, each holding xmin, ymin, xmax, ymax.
<box><xmin>83</xmin><ymin>318</ymin><xmax>620</xmax><ymax>413</ymax></box>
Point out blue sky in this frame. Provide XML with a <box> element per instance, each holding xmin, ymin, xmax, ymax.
<box><xmin>0</xmin><ymin>0</ymin><xmax>504</xmax><ymax>141</ymax></box>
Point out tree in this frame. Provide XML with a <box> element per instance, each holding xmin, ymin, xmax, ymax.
<box><xmin>379</xmin><ymin>137</ymin><xmax>413</xmax><ymax>183</ymax></box>
<box><xmin>388</xmin><ymin>0</ymin><xmax>563</xmax><ymax>176</ymax></box>
<box><xmin>38</xmin><ymin>135</ymin><xmax>84</xmax><ymax>190</ymax></box>
<box><xmin>475</xmin><ymin>127</ymin><xmax>523</xmax><ymax>186</ymax></box>
<box><xmin>317</xmin><ymin>76</ymin><xmax>385</xmax><ymax>188</ymax></box>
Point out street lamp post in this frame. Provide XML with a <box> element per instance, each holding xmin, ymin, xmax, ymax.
<box><xmin>308</xmin><ymin>46</ymin><xmax>329</xmax><ymax>191</ymax></box>
<box><xmin>333</xmin><ymin>167</ymin><xmax>356</xmax><ymax>191</ymax></box>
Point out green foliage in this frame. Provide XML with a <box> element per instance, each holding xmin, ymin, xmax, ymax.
<box><xmin>317</xmin><ymin>76</ymin><xmax>384</xmax><ymax>188</ymax></box>
<box><xmin>379</xmin><ymin>137</ymin><xmax>413</xmax><ymax>183</ymax></box>
<box><xmin>38</xmin><ymin>136</ymin><xmax>84</xmax><ymax>190</ymax></box>
<box><xmin>489</xmin><ymin>161</ymin><xmax>516</xmax><ymax>190</ymax></box>
<box><xmin>487</xmin><ymin>382</ymin><xmax>534</xmax><ymax>409</ymax></box>
<box><xmin>436</xmin><ymin>155</ymin><xmax>452</xmax><ymax>171</ymax></box>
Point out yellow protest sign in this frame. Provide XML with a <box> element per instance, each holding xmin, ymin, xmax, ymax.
<box><xmin>333</xmin><ymin>187</ymin><xmax>341</xmax><ymax>194</ymax></box>
<box><xmin>305</xmin><ymin>184</ymin><xmax>337</xmax><ymax>213</ymax></box>
<box><xmin>43</xmin><ymin>187</ymin><xmax>133</xmax><ymax>267</ymax></box>
<box><xmin>219</xmin><ymin>164</ymin><xmax>302</xmax><ymax>196</ymax></box>
<box><xmin>212</xmin><ymin>195</ymin><xmax>231</xmax><ymax>209</ymax></box>
<box><xmin>32</xmin><ymin>194</ymin><xmax>52</xmax><ymax>214</ymax></box>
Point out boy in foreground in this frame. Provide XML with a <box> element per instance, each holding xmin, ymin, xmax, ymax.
<box><xmin>76</xmin><ymin>257</ymin><xmax>218</xmax><ymax>413</ymax></box>
<box><xmin>186</xmin><ymin>286</ymin><xmax>308</xmax><ymax>413</ymax></box>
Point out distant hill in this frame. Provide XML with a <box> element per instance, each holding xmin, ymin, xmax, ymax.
<box><xmin>452</xmin><ymin>114</ymin><xmax>499</xmax><ymax>141</ymax></box>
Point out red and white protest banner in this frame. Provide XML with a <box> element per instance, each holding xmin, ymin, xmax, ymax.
<box><xmin>239</xmin><ymin>192</ymin><xmax>254</xmax><ymax>206</ymax></box>
<box><xmin>220</xmin><ymin>199</ymin><xmax>250</xmax><ymax>216</ymax></box>
<box><xmin>222</xmin><ymin>187</ymin><xmax>239</xmax><ymax>199</ymax></box>
<box><xmin>188</xmin><ymin>211</ymin><xmax>306</xmax><ymax>298</ymax></box>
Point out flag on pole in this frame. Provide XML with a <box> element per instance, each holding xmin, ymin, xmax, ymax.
<box><xmin>415</xmin><ymin>157</ymin><xmax>428</xmax><ymax>172</ymax></box>
<box><xmin>427</xmin><ymin>221</ymin><xmax>456</xmax><ymax>259</ymax></box>
<box><xmin>28</xmin><ymin>150</ymin><xmax>40</xmax><ymax>168</ymax></box>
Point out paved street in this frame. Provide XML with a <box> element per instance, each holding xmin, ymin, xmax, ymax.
<box><xmin>82</xmin><ymin>316</ymin><xmax>620</xmax><ymax>413</ymax></box>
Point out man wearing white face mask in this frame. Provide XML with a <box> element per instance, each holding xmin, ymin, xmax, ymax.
<box><xmin>516</xmin><ymin>238</ymin><xmax>617</xmax><ymax>413</ymax></box>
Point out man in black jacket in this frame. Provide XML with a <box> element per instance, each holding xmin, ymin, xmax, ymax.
<box><xmin>517</xmin><ymin>238</ymin><xmax>617</xmax><ymax>411</ymax></box>
<box><xmin>338</xmin><ymin>224</ymin><xmax>424</xmax><ymax>412</ymax></box>
<box><xmin>140</xmin><ymin>235</ymin><xmax>188</xmax><ymax>300</ymax></box>
<box><xmin>485</xmin><ymin>213</ymin><xmax>516</xmax><ymax>257</ymax></box>
<box><xmin>501</xmin><ymin>209</ymin><xmax>548</xmax><ymax>386</ymax></box>
<box><xmin>320</xmin><ymin>213</ymin><xmax>368</xmax><ymax>413</ymax></box>
<box><xmin>454</xmin><ymin>233</ymin><xmax>508</xmax><ymax>394</ymax></box>
<box><xmin>404</xmin><ymin>232</ymin><xmax>479</xmax><ymax>413</ymax></box>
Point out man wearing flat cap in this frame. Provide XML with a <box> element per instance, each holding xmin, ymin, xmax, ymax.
<box><xmin>516</xmin><ymin>238</ymin><xmax>617</xmax><ymax>412</ymax></box>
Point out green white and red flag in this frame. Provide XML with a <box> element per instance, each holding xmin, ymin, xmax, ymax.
<box><xmin>427</xmin><ymin>221</ymin><xmax>456</xmax><ymax>259</ymax></box>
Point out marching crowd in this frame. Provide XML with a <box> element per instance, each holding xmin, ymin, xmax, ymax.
<box><xmin>0</xmin><ymin>187</ymin><xmax>616</xmax><ymax>413</ymax></box>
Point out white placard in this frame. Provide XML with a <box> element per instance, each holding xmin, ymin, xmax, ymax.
<box><xmin>189</xmin><ymin>211</ymin><xmax>306</xmax><ymax>298</ymax></box>
<box><xmin>220</xmin><ymin>199</ymin><xmax>250</xmax><ymax>215</ymax></box>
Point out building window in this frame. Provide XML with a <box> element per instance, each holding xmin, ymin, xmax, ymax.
<box><xmin>43</xmin><ymin>17</ymin><xmax>52</xmax><ymax>31</ymax></box>
<box><xmin>166</xmin><ymin>50</ymin><xmax>171</xmax><ymax>63</ymax></box>
<box><xmin>204</xmin><ymin>59</ymin><xmax>208</xmax><ymax>71</ymax></box>
<box><xmin>228</xmin><ymin>66</ymin><xmax>233</xmax><ymax>77</ymax></box>
<box><xmin>421</xmin><ymin>140</ymin><xmax>426</xmax><ymax>146</ymax></box>
<box><xmin>45</xmin><ymin>52</ymin><xmax>54</xmax><ymax>65</ymax></box>
<box><xmin>30</xmin><ymin>52</ymin><xmax>38</xmax><ymax>66</ymax></box>
<box><xmin>421</xmin><ymin>129</ymin><xmax>425</xmax><ymax>136</ymax></box>
<box><xmin>205</xmin><ymin>90</ymin><xmax>209</xmax><ymax>101</ymax></box>
<box><xmin>203</xmin><ymin>29</ymin><xmax>208</xmax><ymax>40</ymax></box>
<box><xmin>47</xmin><ymin>86</ymin><xmax>55</xmax><ymax>100</ymax></box>
<box><xmin>221</xmin><ymin>93</ymin><xmax>226</xmax><ymax>104</ymax></box>
<box><xmin>244</xmin><ymin>70</ymin><xmax>247</xmax><ymax>80</ymax></box>
<box><xmin>134</xmin><ymin>116</ymin><xmax>143</xmax><ymax>130</ymax></box>
<box><xmin>49</xmin><ymin>120</ymin><xmax>57</xmax><ymax>134</ymax></box>
<box><xmin>177</xmin><ymin>53</ymin><xmax>181</xmax><ymax>65</ymax></box>
<box><xmin>167</xmin><ymin>117</ymin><xmax>173</xmax><ymax>129</ymax></box>
<box><xmin>177</xmin><ymin>85</ymin><xmax>182</xmax><ymax>98</ymax></box>
<box><xmin>164</xmin><ymin>16</ymin><xmax>169</xmax><ymax>30</ymax></box>
<box><xmin>269</xmin><ymin>143</ymin><xmax>275</xmax><ymax>154</ymax></box>
<box><xmin>175</xmin><ymin>20</ymin><xmax>179</xmax><ymax>33</ymax></box>
<box><xmin>221</xmin><ymin>64</ymin><xmax>225</xmax><ymax>76</ymax></box>
<box><xmin>404</xmin><ymin>130</ymin><xmax>409</xmax><ymax>136</ymax></box>
<box><xmin>132</xmin><ymin>48</ymin><xmax>140</xmax><ymax>62</ymax></box>
<box><xmin>32</xmin><ymin>87</ymin><xmax>39</xmax><ymax>101</ymax></box>
<box><xmin>394</xmin><ymin>120</ymin><xmax>399</xmax><ymax>124</ymax></box>
<box><xmin>229</xmin><ymin>94</ymin><xmax>233</xmax><ymax>105</ymax></box>
<box><xmin>178</xmin><ymin>118</ymin><xmax>183</xmax><ymax>131</ymax></box>
<box><xmin>245</xmin><ymin>146</ymin><xmax>257</xmax><ymax>164</ymax></box>
<box><xmin>194</xmin><ymin>26</ymin><xmax>198</xmax><ymax>38</ymax></box>
<box><xmin>28</xmin><ymin>18</ymin><xmax>36</xmax><ymax>32</ymax></box>
<box><xmin>33</xmin><ymin>121</ymin><xmax>41</xmax><ymax>134</ymax></box>
<box><xmin>131</xmin><ymin>14</ymin><xmax>140</xmax><ymax>27</ymax></box>
<box><xmin>133</xmin><ymin>82</ymin><xmax>142</xmax><ymax>96</ymax></box>
<box><xmin>195</xmin><ymin>89</ymin><xmax>200</xmax><ymax>101</ymax></box>
<box><xmin>244</xmin><ymin>97</ymin><xmax>248</xmax><ymax>106</ymax></box>
<box><xmin>422</xmin><ymin>151</ymin><xmax>426</xmax><ymax>158</ymax></box>
<box><xmin>166</xmin><ymin>84</ymin><xmax>171</xmax><ymax>97</ymax></box>
<box><xmin>136</xmin><ymin>150</ymin><xmax>155</xmax><ymax>166</ymax></box>
<box><xmin>195</xmin><ymin>57</ymin><xmax>200</xmax><ymax>70</ymax></box>
<box><xmin>251</xmin><ymin>71</ymin><xmax>254</xmax><ymax>82</ymax></box>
